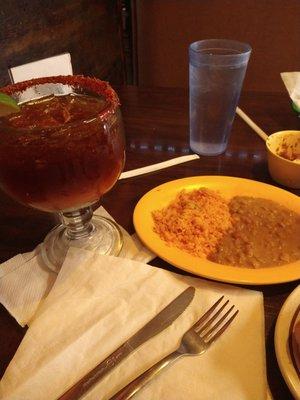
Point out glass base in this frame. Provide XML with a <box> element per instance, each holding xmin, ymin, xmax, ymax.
<box><xmin>41</xmin><ymin>215</ymin><xmax>123</xmax><ymax>273</ymax></box>
<box><xmin>189</xmin><ymin>141</ymin><xmax>228</xmax><ymax>156</ymax></box>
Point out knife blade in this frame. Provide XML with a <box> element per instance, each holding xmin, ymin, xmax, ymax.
<box><xmin>58</xmin><ymin>286</ymin><xmax>195</xmax><ymax>400</ymax></box>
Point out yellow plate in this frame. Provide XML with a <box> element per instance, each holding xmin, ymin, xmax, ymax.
<box><xmin>133</xmin><ymin>176</ymin><xmax>300</xmax><ymax>285</ymax></box>
<box><xmin>275</xmin><ymin>285</ymin><xmax>300</xmax><ymax>398</ymax></box>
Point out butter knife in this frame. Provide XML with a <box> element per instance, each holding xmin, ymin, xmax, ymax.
<box><xmin>59</xmin><ymin>286</ymin><xmax>195</xmax><ymax>400</ymax></box>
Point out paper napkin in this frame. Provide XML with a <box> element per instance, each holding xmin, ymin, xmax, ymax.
<box><xmin>0</xmin><ymin>207</ymin><xmax>155</xmax><ymax>327</ymax></box>
<box><xmin>0</xmin><ymin>248</ymin><xmax>267</xmax><ymax>400</ymax></box>
<box><xmin>281</xmin><ymin>72</ymin><xmax>300</xmax><ymax>108</ymax></box>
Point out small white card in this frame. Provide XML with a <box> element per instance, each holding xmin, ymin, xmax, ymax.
<box><xmin>9</xmin><ymin>53</ymin><xmax>73</xmax><ymax>83</ymax></box>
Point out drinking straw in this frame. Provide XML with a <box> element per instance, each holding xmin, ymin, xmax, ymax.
<box><xmin>119</xmin><ymin>155</ymin><xmax>199</xmax><ymax>180</ymax></box>
<box><xmin>236</xmin><ymin>107</ymin><xmax>268</xmax><ymax>141</ymax></box>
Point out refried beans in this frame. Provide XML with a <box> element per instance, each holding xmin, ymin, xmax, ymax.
<box><xmin>209</xmin><ymin>196</ymin><xmax>300</xmax><ymax>268</ymax></box>
<box><xmin>152</xmin><ymin>189</ymin><xmax>300</xmax><ymax>269</ymax></box>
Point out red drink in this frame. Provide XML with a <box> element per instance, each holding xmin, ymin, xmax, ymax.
<box><xmin>0</xmin><ymin>89</ymin><xmax>125</xmax><ymax>212</ymax></box>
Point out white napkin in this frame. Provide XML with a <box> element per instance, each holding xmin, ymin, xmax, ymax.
<box><xmin>0</xmin><ymin>207</ymin><xmax>155</xmax><ymax>327</ymax></box>
<box><xmin>0</xmin><ymin>247</ymin><xmax>267</xmax><ymax>400</ymax></box>
<box><xmin>281</xmin><ymin>71</ymin><xmax>300</xmax><ymax>108</ymax></box>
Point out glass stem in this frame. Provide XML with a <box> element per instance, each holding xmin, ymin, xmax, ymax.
<box><xmin>60</xmin><ymin>206</ymin><xmax>94</xmax><ymax>240</ymax></box>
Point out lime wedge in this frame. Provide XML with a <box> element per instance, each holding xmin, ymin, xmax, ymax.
<box><xmin>0</xmin><ymin>92</ymin><xmax>20</xmax><ymax>117</ymax></box>
<box><xmin>292</xmin><ymin>101</ymin><xmax>300</xmax><ymax>115</ymax></box>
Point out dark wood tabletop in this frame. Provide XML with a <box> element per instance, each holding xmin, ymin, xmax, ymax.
<box><xmin>0</xmin><ymin>85</ymin><xmax>299</xmax><ymax>399</ymax></box>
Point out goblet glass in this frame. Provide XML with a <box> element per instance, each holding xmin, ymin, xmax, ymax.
<box><xmin>0</xmin><ymin>75</ymin><xmax>125</xmax><ymax>272</ymax></box>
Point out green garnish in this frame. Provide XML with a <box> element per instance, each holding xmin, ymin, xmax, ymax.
<box><xmin>292</xmin><ymin>101</ymin><xmax>300</xmax><ymax>115</ymax></box>
<box><xmin>0</xmin><ymin>92</ymin><xmax>20</xmax><ymax>117</ymax></box>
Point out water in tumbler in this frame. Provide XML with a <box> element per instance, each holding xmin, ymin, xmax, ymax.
<box><xmin>189</xmin><ymin>52</ymin><xmax>248</xmax><ymax>156</ymax></box>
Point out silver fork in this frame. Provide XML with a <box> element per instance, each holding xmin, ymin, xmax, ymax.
<box><xmin>110</xmin><ymin>296</ymin><xmax>238</xmax><ymax>400</ymax></box>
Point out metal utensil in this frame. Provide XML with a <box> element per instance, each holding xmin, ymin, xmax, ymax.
<box><xmin>58</xmin><ymin>286</ymin><xmax>195</xmax><ymax>400</ymax></box>
<box><xmin>111</xmin><ymin>295</ymin><xmax>238</xmax><ymax>400</ymax></box>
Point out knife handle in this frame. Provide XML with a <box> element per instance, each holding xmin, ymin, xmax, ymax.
<box><xmin>110</xmin><ymin>351</ymin><xmax>180</xmax><ymax>400</ymax></box>
<box><xmin>59</xmin><ymin>343</ymin><xmax>131</xmax><ymax>400</ymax></box>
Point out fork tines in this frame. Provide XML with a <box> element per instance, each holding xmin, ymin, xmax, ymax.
<box><xmin>194</xmin><ymin>296</ymin><xmax>239</xmax><ymax>344</ymax></box>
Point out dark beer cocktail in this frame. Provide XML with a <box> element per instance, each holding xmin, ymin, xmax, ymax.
<box><xmin>0</xmin><ymin>79</ymin><xmax>125</xmax><ymax>212</ymax></box>
<box><xmin>0</xmin><ymin>75</ymin><xmax>125</xmax><ymax>271</ymax></box>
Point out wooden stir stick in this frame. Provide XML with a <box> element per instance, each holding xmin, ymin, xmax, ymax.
<box><xmin>236</xmin><ymin>107</ymin><xmax>269</xmax><ymax>142</ymax></box>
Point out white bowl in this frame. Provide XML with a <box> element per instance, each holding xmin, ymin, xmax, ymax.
<box><xmin>266</xmin><ymin>130</ymin><xmax>300</xmax><ymax>189</ymax></box>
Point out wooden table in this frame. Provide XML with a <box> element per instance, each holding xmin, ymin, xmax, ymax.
<box><xmin>0</xmin><ymin>86</ymin><xmax>299</xmax><ymax>399</ymax></box>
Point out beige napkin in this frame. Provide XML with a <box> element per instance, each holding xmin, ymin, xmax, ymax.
<box><xmin>0</xmin><ymin>247</ymin><xmax>267</xmax><ymax>400</ymax></box>
<box><xmin>0</xmin><ymin>207</ymin><xmax>155</xmax><ymax>327</ymax></box>
<box><xmin>281</xmin><ymin>71</ymin><xmax>300</xmax><ymax>108</ymax></box>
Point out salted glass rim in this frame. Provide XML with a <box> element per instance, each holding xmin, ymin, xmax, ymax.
<box><xmin>0</xmin><ymin>75</ymin><xmax>119</xmax><ymax>133</ymax></box>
